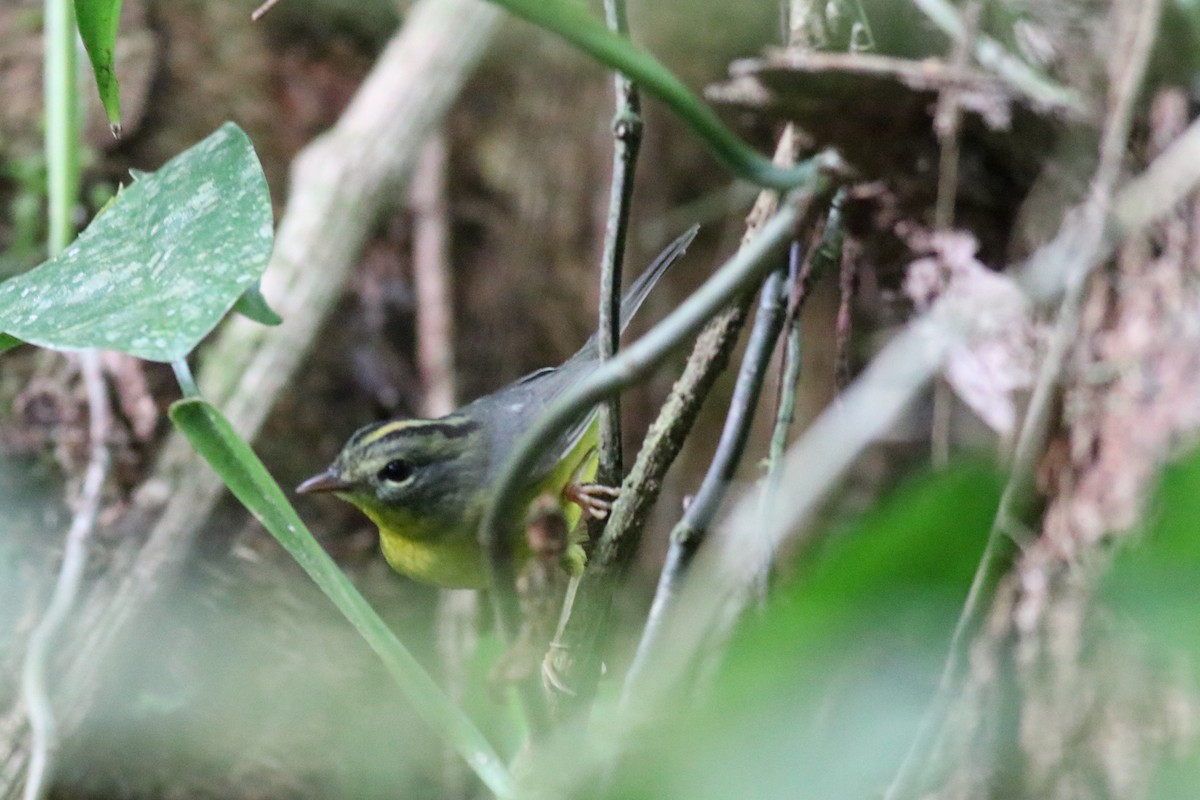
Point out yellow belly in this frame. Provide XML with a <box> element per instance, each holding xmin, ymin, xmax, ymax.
<box><xmin>379</xmin><ymin>530</ymin><xmax>492</xmax><ymax>589</ymax></box>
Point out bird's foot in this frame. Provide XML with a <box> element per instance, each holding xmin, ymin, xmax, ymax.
<box><xmin>564</xmin><ymin>482</ymin><xmax>620</xmax><ymax>519</ymax></box>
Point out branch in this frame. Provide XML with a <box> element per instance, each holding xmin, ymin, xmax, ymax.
<box><xmin>19</xmin><ymin>4</ymin><xmax>103</xmax><ymax>798</ymax></box>
<box><xmin>411</xmin><ymin>134</ymin><xmax>457</xmax><ymax>417</ymax></box>
<box><xmin>592</xmin><ymin>0</ymin><xmax>643</xmax><ymax>541</ymax></box>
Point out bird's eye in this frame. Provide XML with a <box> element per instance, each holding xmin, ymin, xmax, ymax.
<box><xmin>377</xmin><ymin>459</ymin><xmax>414</xmax><ymax>483</ymax></box>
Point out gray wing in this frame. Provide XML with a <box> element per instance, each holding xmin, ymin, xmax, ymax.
<box><xmin>469</xmin><ymin>225</ymin><xmax>699</xmax><ymax>482</ymax></box>
<box><xmin>466</xmin><ymin>358</ymin><xmax>599</xmax><ymax>482</ymax></box>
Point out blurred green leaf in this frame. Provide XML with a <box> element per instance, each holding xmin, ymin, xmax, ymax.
<box><xmin>1101</xmin><ymin>446</ymin><xmax>1200</xmax><ymax>799</ymax></box>
<box><xmin>0</xmin><ymin>334</ymin><xmax>22</xmax><ymax>353</ymax></box>
<box><xmin>232</xmin><ymin>280</ymin><xmax>282</xmax><ymax>326</ymax></box>
<box><xmin>168</xmin><ymin>398</ymin><xmax>519</xmax><ymax>800</ymax></box>
<box><xmin>611</xmin><ymin>462</ymin><xmax>1002</xmax><ymax>800</ymax></box>
<box><xmin>0</xmin><ymin>123</ymin><xmax>274</xmax><ymax>362</ymax></box>
<box><xmin>1105</xmin><ymin>447</ymin><xmax>1200</xmax><ymax>659</ymax></box>
<box><xmin>74</xmin><ymin>0</ymin><xmax>123</xmax><ymax>129</ymax></box>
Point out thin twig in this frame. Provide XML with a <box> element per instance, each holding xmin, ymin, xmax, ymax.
<box><xmin>20</xmin><ymin>2</ymin><xmax>93</xmax><ymax>796</ymax></box>
<box><xmin>766</xmin><ymin>240</ymin><xmax>809</xmax><ymax>487</ymax></box>
<box><xmin>929</xmin><ymin>4</ymin><xmax>974</xmax><ymax>469</ymax></box>
<box><xmin>21</xmin><ymin>354</ymin><xmax>110</xmax><ymax>800</ymax></box>
<box><xmin>591</xmin><ymin>0</ymin><xmax>643</xmax><ymax>544</ymax></box>
<box><xmin>756</xmin><ymin>204</ymin><xmax>843</xmax><ymax>596</ymax></box>
<box><xmin>932</xmin><ymin>0</ymin><xmax>979</xmax><ymax>231</ymax></box>
<box><xmin>623</xmin><ymin>265</ymin><xmax>789</xmax><ymax>702</ymax></box>
<box><xmin>249</xmin><ymin>0</ymin><xmax>283</xmax><ymax>22</ymax></box>
<box><xmin>833</xmin><ymin>239</ymin><xmax>857</xmax><ymax>392</ymax></box>
<box><xmin>537</xmin><ymin>0</ymin><xmax>643</xmax><ymax>725</ymax></box>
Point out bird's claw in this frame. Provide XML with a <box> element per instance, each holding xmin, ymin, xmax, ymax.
<box><xmin>564</xmin><ymin>482</ymin><xmax>620</xmax><ymax>519</ymax></box>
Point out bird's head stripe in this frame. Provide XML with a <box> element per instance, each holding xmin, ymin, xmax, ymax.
<box><xmin>356</xmin><ymin>417</ymin><xmax>480</xmax><ymax>450</ymax></box>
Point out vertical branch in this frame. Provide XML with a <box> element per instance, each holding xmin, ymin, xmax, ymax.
<box><xmin>765</xmin><ymin>241</ymin><xmax>809</xmax><ymax>483</ymax></box>
<box><xmin>833</xmin><ymin>240</ymin><xmax>857</xmax><ymax>392</ymax></box>
<box><xmin>592</xmin><ymin>0</ymin><xmax>643</xmax><ymax>537</ymax></box>
<box><xmin>411</xmin><ymin>133</ymin><xmax>458</xmax><ymax>418</ymax></box>
<box><xmin>763</xmin><ymin>196</ymin><xmax>843</xmax><ymax>502</ymax></box>
<box><xmin>930</xmin><ymin>0</ymin><xmax>980</xmax><ymax>468</ymax></box>
<box><xmin>20</xmin><ymin>355</ymin><xmax>109</xmax><ymax>800</ymax></box>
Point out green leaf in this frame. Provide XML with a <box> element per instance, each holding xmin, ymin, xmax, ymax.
<box><xmin>1101</xmin><ymin>446</ymin><xmax>1200</xmax><ymax>799</ymax></box>
<box><xmin>232</xmin><ymin>280</ymin><xmax>282</xmax><ymax>326</ymax></box>
<box><xmin>612</xmin><ymin>463</ymin><xmax>1003</xmax><ymax>800</ymax></box>
<box><xmin>75</xmin><ymin>0</ymin><xmax>124</xmax><ymax>131</ymax></box>
<box><xmin>0</xmin><ymin>334</ymin><xmax>22</xmax><ymax>353</ymax></box>
<box><xmin>168</xmin><ymin>398</ymin><xmax>518</xmax><ymax>800</ymax></box>
<box><xmin>0</xmin><ymin>122</ymin><xmax>274</xmax><ymax>362</ymax></box>
<box><xmin>1105</xmin><ymin>445</ymin><xmax>1200</xmax><ymax>661</ymax></box>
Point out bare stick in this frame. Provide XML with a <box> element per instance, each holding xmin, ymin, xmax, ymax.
<box><xmin>250</xmin><ymin>0</ymin><xmax>283</xmax><ymax>22</ymax></box>
<box><xmin>411</xmin><ymin>133</ymin><xmax>457</xmax><ymax>417</ymax></box>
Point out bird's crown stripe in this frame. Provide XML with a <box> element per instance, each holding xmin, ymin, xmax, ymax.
<box><xmin>358</xmin><ymin>417</ymin><xmax>478</xmax><ymax>448</ymax></box>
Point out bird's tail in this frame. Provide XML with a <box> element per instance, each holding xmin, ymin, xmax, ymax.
<box><xmin>618</xmin><ymin>224</ymin><xmax>699</xmax><ymax>333</ymax></box>
<box><xmin>562</xmin><ymin>224</ymin><xmax>698</xmax><ymax>368</ymax></box>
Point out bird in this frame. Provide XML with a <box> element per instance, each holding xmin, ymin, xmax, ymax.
<box><xmin>297</xmin><ymin>225</ymin><xmax>698</xmax><ymax>589</ymax></box>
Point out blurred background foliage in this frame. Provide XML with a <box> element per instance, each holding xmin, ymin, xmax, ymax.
<box><xmin>3</xmin><ymin>0</ymin><xmax>1200</xmax><ymax>798</ymax></box>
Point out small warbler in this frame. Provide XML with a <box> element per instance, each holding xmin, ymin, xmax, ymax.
<box><xmin>297</xmin><ymin>226</ymin><xmax>698</xmax><ymax>589</ymax></box>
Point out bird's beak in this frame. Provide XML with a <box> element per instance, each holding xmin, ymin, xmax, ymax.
<box><xmin>296</xmin><ymin>468</ymin><xmax>353</xmax><ymax>495</ymax></box>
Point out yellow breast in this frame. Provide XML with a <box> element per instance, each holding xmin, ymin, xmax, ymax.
<box><xmin>378</xmin><ymin>529</ymin><xmax>491</xmax><ymax>589</ymax></box>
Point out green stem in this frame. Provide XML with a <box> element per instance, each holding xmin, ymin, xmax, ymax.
<box><xmin>44</xmin><ymin>0</ymin><xmax>78</xmax><ymax>254</ymax></box>
<box><xmin>22</xmin><ymin>3</ymin><xmax>83</xmax><ymax>798</ymax></box>
<box><xmin>171</xmin><ymin>358</ymin><xmax>201</xmax><ymax>399</ymax></box>
<box><xmin>483</xmin><ymin>0</ymin><xmax>819</xmax><ymax>190</ymax></box>
<box><xmin>762</xmin><ymin>241</ymin><xmax>806</xmax><ymax>515</ymax></box>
